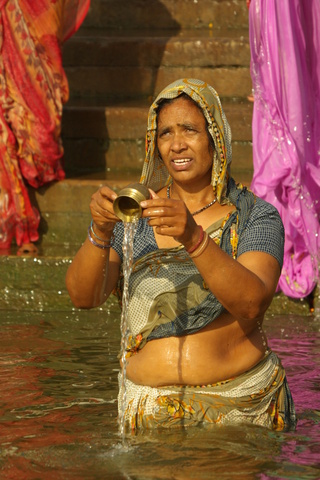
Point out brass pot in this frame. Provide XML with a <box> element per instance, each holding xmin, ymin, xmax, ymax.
<box><xmin>113</xmin><ymin>183</ymin><xmax>150</xmax><ymax>222</ymax></box>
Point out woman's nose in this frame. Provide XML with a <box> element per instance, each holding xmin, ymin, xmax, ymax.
<box><xmin>171</xmin><ymin>134</ymin><xmax>187</xmax><ymax>151</ymax></box>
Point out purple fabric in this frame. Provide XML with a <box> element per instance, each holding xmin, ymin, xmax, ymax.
<box><xmin>249</xmin><ymin>0</ymin><xmax>320</xmax><ymax>298</ymax></box>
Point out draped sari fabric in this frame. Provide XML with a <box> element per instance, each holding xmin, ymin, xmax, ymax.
<box><xmin>0</xmin><ymin>0</ymin><xmax>90</xmax><ymax>247</ymax></box>
<box><xmin>120</xmin><ymin>352</ymin><xmax>296</xmax><ymax>431</ymax></box>
<box><xmin>249</xmin><ymin>0</ymin><xmax>320</xmax><ymax>298</ymax></box>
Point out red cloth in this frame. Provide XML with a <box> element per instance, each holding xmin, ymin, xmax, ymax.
<box><xmin>0</xmin><ymin>0</ymin><xmax>90</xmax><ymax>247</ymax></box>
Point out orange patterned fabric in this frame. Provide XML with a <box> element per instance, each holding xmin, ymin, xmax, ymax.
<box><xmin>0</xmin><ymin>0</ymin><xmax>90</xmax><ymax>247</ymax></box>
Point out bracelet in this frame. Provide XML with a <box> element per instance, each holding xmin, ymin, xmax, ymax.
<box><xmin>90</xmin><ymin>220</ymin><xmax>113</xmax><ymax>244</ymax></box>
<box><xmin>186</xmin><ymin>226</ymin><xmax>204</xmax><ymax>254</ymax></box>
<box><xmin>189</xmin><ymin>232</ymin><xmax>209</xmax><ymax>258</ymax></box>
<box><xmin>87</xmin><ymin>226</ymin><xmax>112</xmax><ymax>250</ymax></box>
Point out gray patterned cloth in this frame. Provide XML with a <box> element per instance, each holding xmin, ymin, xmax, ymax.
<box><xmin>111</xmin><ymin>179</ymin><xmax>284</xmax><ymax>347</ymax></box>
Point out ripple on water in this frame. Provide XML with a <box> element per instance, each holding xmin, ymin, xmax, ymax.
<box><xmin>0</xmin><ymin>311</ymin><xmax>319</xmax><ymax>479</ymax></box>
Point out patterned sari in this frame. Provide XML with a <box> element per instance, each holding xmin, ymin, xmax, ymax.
<box><xmin>0</xmin><ymin>0</ymin><xmax>90</xmax><ymax>248</ymax></box>
<box><xmin>120</xmin><ymin>352</ymin><xmax>296</xmax><ymax>431</ymax></box>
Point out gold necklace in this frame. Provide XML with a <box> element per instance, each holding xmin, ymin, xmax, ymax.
<box><xmin>167</xmin><ymin>184</ymin><xmax>217</xmax><ymax>216</ymax></box>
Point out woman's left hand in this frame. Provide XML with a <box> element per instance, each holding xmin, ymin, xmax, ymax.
<box><xmin>140</xmin><ymin>190</ymin><xmax>200</xmax><ymax>250</ymax></box>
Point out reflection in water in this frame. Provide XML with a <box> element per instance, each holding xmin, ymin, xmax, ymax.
<box><xmin>0</xmin><ymin>310</ymin><xmax>319</xmax><ymax>479</ymax></box>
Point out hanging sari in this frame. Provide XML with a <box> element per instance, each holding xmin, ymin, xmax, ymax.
<box><xmin>0</xmin><ymin>0</ymin><xmax>90</xmax><ymax>248</ymax></box>
<box><xmin>249</xmin><ymin>0</ymin><xmax>320</xmax><ymax>298</ymax></box>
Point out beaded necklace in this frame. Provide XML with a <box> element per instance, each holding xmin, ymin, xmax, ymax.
<box><xmin>167</xmin><ymin>184</ymin><xmax>217</xmax><ymax>217</ymax></box>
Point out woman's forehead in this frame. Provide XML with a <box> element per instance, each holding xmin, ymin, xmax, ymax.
<box><xmin>157</xmin><ymin>96</ymin><xmax>206</xmax><ymax>124</ymax></box>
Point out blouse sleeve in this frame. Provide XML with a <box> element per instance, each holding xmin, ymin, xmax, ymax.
<box><xmin>237</xmin><ymin>198</ymin><xmax>285</xmax><ymax>269</ymax></box>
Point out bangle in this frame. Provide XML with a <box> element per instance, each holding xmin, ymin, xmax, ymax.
<box><xmin>189</xmin><ymin>232</ymin><xmax>209</xmax><ymax>258</ymax></box>
<box><xmin>186</xmin><ymin>226</ymin><xmax>204</xmax><ymax>254</ymax></box>
<box><xmin>87</xmin><ymin>226</ymin><xmax>112</xmax><ymax>250</ymax></box>
<box><xmin>90</xmin><ymin>220</ymin><xmax>113</xmax><ymax>244</ymax></box>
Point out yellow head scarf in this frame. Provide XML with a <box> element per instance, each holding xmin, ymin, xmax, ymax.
<box><xmin>140</xmin><ymin>78</ymin><xmax>232</xmax><ymax>204</ymax></box>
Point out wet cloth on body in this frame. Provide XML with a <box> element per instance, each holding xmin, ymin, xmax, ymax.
<box><xmin>112</xmin><ymin>185</ymin><xmax>285</xmax><ymax>355</ymax></box>
<box><xmin>111</xmin><ymin>78</ymin><xmax>285</xmax><ymax>354</ymax></box>
<box><xmin>118</xmin><ymin>351</ymin><xmax>297</xmax><ymax>431</ymax></box>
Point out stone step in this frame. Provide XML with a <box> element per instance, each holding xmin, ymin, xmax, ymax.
<box><xmin>82</xmin><ymin>0</ymin><xmax>249</xmax><ymax>31</ymax></box>
<box><xmin>61</xmin><ymin>10</ymin><xmax>252</xmax><ymax>177</ymax></box>
<box><xmin>65</xmin><ymin>62</ymin><xmax>251</xmax><ymax>101</ymax></box>
<box><xmin>63</xmin><ymin>28</ymin><xmax>251</xmax><ymax>68</ymax></box>
<box><xmin>63</xmin><ymin>26</ymin><xmax>251</xmax><ymax>101</ymax></box>
<box><xmin>61</xmin><ymin>99</ymin><xmax>253</xmax><ymax>177</ymax></box>
<box><xmin>62</xmin><ymin>137</ymin><xmax>252</xmax><ymax>179</ymax></box>
<box><xmin>62</xmin><ymin>100</ymin><xmax>252</xmax><ymax>140</ymax></box>
<box><xmin>0</xmin><ymin>251</ymin><xmax>314</xmax><ymax>315</ymax></box>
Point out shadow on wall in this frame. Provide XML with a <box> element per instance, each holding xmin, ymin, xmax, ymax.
<box><xmin>61</xmin><ymin>0</ymin><xmax>181</xmax><ymax>179</ymax></box>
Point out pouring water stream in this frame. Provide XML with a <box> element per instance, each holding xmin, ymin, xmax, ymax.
<box><xmin>118</xmin><ymin>221</ymin><xmax>138</xmax><ymax>443</ymax></box>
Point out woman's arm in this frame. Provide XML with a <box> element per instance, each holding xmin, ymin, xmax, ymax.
<box><xmin>66</xmin><ymin>186</ymin><xmax>121</xmax><ymax>308</ymax></box>
<box><xmin>191</xmin><ymin>243</ymin><xmax>280</xmax><ymax>326</ymax></box>
<box><xmin>140</xmin><ymin>193</ymin><xmax>281</xmax><ymax>327</ymax></box>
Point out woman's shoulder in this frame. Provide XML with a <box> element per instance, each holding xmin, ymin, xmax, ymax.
<box><xmin>251</xmin><ymin>195</ymin><xmax>283</xmax><ymax>226</ymax></box>
<box><xmin>237</xmin><ymin>194</ymin><xmax>285</xmax><ymax>267</ymax></box>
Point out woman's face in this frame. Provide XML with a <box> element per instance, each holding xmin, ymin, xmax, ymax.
<box><xmin>156</xmin><ymin>96</ymin><xmax>214</xmax><ymax>187</ymax></box>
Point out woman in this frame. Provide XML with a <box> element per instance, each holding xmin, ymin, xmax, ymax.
<box><xmin>66</xmin><ymin>79</ymin><xmax>296</xmax><ymax>431</ymax></box>
<box><xmin>248</xmin><ymin>0</ymin><xmax>320</xmax><ymax>300</ymax></box>
<box><xmin>0</xmin><ymin>0</ymin><xmax>90</xmax><ymax>253</ymax></box>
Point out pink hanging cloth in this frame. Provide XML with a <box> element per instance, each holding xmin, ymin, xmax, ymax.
<box><xmin>0</xmin><ymin>0</ymin><xmax>90</xmax><ymax>249</ymax></box>
<box><xmin>249</xmin><ymin>0</ymin><xmax>320</xmax><ymax>298</ymax></box>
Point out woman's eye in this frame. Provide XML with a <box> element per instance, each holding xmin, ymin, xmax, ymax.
<box><xmin>185</xmin><ymin>124</ymin><xmax>197</xmax><ymax>131</ymax></box>
<box><xmin>159</xmin><ymin>130</ymin><xmax>170</xmax><ymax>138</ymax></box>
<box><xmin>185</xmin><ymin>127</ymin><xmax>196</xmax><ymax>133</ymax></box>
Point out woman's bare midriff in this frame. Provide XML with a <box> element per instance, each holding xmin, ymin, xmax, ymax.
<box><xmin>125</xmin><ymin>312</ymin><xmax>268</xmax><ymax>387</ymax></box>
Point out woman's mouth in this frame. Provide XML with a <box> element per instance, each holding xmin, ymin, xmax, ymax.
<box><xmin>172</xmin><ymin>158</ymin><xmax>192</xmax><ymax>166</ymax></box>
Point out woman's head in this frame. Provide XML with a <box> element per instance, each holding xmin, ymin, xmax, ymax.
<box><xmin>156</xmin><ymin>94</ymin><xmax>215</xmax><ymax>189</ymax></box>
<box><xmin>140</xmin><ymin>79</ymin><xmax>232</xmax><ymax>203</ymax></box>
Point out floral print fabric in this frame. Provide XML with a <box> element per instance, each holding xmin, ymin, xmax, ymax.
<box><xmin>0</xmin><ymin>0</ymin><xmax>90</xmax><ymax>247</ymax></box>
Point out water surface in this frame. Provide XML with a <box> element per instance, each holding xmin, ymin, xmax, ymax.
<box><xmin>0</xmin><ymin>307</ymin><xmax>319</xmax><ymax>479</ymax></box>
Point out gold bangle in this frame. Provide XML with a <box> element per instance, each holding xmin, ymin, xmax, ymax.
<box><xmin>189</xmin><ymin>232</ymin><xmax>209</xmax><ymax>258</ymax></box>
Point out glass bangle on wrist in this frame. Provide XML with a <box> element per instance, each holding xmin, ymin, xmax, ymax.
<box><xmin>87</xmin><ymin>224</ymin><xmax>112</xmax><ymax>250</ymax></box>
<box><xmin>90</xmin><ymin>219</ymin><xmax>113</xmax><ymax>244</ymax></box>
<box><xmin>189</xmin><ymin>232</ymin><xmax>210</xmax><ymax>258</ymax></box>
<box><xmin>186</xmin><ymin>225</ymin><xmax>204</xmax><ymax>254</ymax></box>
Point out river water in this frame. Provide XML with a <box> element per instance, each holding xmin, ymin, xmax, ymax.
<box><xmin>0</xmin><ymin>305</ymin><xmax>319</xmax><ymax>479</ymax></box>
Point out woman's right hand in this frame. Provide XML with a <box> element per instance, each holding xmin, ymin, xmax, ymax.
<box><xmin>66</xmin><ymin>185</ymin><xmax>121</xmax><ymax>308</ymax></box>
<box><xmin>89</xmin><ymin>185</ymin><xmax>119</xmax><ymax>238</ymax></box>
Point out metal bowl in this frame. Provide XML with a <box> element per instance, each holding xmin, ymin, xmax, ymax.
<box><xmin>113</xmin><ymin>183</ymin><xmax>150</xmax><ymax>222</ymax></box>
